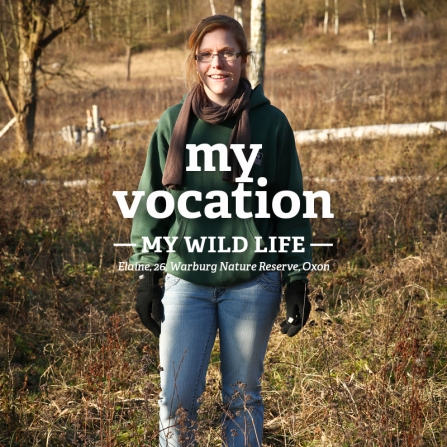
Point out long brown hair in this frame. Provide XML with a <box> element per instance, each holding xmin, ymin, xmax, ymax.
<box><xmin>184</xmin><ymin>15</ymin><xmax>252</xmax><ymax>89</ymax></box>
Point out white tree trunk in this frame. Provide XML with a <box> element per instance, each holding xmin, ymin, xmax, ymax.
<box><xmin>166</xmin><ymin>3</ymin><xmax>171</xmax><ymax>34</ymax></box>
<box><xmin>363</xmin><ymin>0</ymin><xmax>376</xmax><ymax>45</ymax></box>
<box><xmin>374</xmin><ymin>0</ymin><xmax>380</xmax><ymax>42</ymax></box>
<box><xmin>96</xmin><ymin>1</ymin><xmax>101</xmax><ymax>42</ymax></box>
<box><xmin>146</xmin><ymin>0</ymin><xmax>152</xmax><ymax>31</ymax></box>
<box><xmin>333</xmin><ymin>0</ymin><xmax>339</xmax><ymax>35</ymax></box>
<box><xmin>209</xmin><ymin>0</ymin><xmax>216</xmax><ymax>15</ymax></box>
<box><xmin>250</xmin><ymin>0</ymin><xmax>266</xmax><ymax>87</ymax></box>
<box><xmin>399</xmin><ymin>0</ymin><xmax>407</xmax><ymax>23</ymax></box>
<box><xmin>294</xmin><ymin>122</ymin><xmax>447</xmax><ymax>145</ymax></box>
<box><xmin>0</xmin><ymin>117</ymin><xmax>16</xmax><ymax>139</ymax></box>
<box><xmin>323</xmin><ymin>0</ymin><xmax>329</xmax><ymax>34</ymax></box>
<box><xmin>387</xmin><ymin>0</ymin><xmax>393</xmax><ymax>43</ymax></box>
<box><xmin>234</xmin><ymin>2</ymin><xmax>243</xmax><ymax>26</ymax></box>
<box><xmin>88</xmin><ymin>8</ymin><xmax>94</xmax><ymax>42</ymax></box>
<box><xmin>126</xmin><ymin>46</ymin><xmax>132</xmax><ymax>81</ymax></box>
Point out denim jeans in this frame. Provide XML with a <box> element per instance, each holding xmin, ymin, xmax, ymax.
<box><xmin>158</xmin><ymin>271</ymin><xmax>282</xmax><ymax>447</ymax></box>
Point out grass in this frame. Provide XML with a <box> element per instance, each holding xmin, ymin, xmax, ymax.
<box><xmin>1</xmin><ymin>20</ymin><xmax>447</xmax><ymax>446</ymax></box>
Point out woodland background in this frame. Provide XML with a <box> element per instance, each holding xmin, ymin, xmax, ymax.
<box><xmin>1</xmin><ymin>0</ymin><xmax>447</xmax><ymax>446</ymax></box>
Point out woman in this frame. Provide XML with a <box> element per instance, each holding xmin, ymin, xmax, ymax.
<box><xmin>130</xmin><ymin>15</ymin><xmax>312</xmax><ymax>447</ymax></box>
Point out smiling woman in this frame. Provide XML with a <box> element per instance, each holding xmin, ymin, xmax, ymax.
<box><xmin>184</xmin><ymin>15</ymin><xmax>252</xmax><ymax>95</ymax></box>
<box><xmin>195</xmin><ymin>29</ymin><xmax>245</xmax><ymax>105</ymax></box>
<box><xmin>129</xmin><ymin>14</ymin><xmax>313</xmax><ymax>447</ymax></box>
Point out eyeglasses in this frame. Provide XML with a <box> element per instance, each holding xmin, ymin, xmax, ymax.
<box><xmin>195</xmin><ymin>51</ymin><xmax>242</xmax><ymax>63</ymax></box>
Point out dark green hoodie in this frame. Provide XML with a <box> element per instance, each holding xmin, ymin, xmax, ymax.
<box><xmin>130</xmin><ymin>85</ymin><xmax>312</xmax><ymax>286</ymax></box>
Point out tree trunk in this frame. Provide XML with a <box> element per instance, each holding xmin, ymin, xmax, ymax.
<box><xmin>234</xmin><ymin>0</ymin><xmax>243</xmax><ymax>26</ymax></box>
<box><xmin>209</xmin><ymin>0</ymin><xmax>216</xmax><ymax>15</ymax></box>
<box><xmin>363</xmin><ymin>0</ymin><xmax>376</xmax><ymax>45</ymax></box>
<box><xmin>96</xmin><ymin>1</ymin><xmax>102</xmax><ymax>42</ymax></box>
<box><xmin>126</xmin><ymin>45</ymin><xmax>132</xmax><ymax>81</ymax></box>
<box><xmin>250</xmin><ymin>0</ymin><xmax>266</xmax><ymax>87</ymax></box>
<box><xmin>16</xmin><ymin>1</ymin><xmax>45</xmax><ymax>153</ymax></box>
<box><xmin>88</xmin><ymin>7</ymin><xmax>94</xmax><ymax>41</ymax></box>
<box><xmin>166</xmin><ymin>3</ymin><xmax>171</xmax><ymax>34</ymax></box>
<box><xmin>399</xmin><ymin>0</ymin><xmax>407</xmax><ymax>24</ymax></box>
<box><xmin>387</xmin><ymin>0</ymin><xmax>393</xmax><ymax>43</ymax></box>
<box><xmin>324</xmin><ymin>0</ymin><xmax>329</xmax><ymax>34</ymax></box>
<box><xmin>374</xmin><ymin>0</ymin><xmax>380</xmax><ymax>42</ymax></box>
<box><xmin>334</xmin><ymin>0</ymin><xmax>339</xmax><ymax>35</ymax></box>
<box><xmin>1</xmin><ymin>0</ymin><xmax>88</xmax><ymax>154</ymax></box>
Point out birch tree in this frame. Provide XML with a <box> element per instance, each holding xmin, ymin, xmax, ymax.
<box><xmin>399</xmin><ymin>0</ymin><xmax>408</xmax><ymax>24</ymax></box>
<box><xmin>209</xmin><ymin>0</ymin><xmax>216</xmax><ymax>15</ymax></box>
<box><xmin>324</xmin><ymin>0</ymin><xmax>329</xmax><ymax>34</ymax></box>
<box><xmin>250</xmin><ymin>0</ymin><xmax>265</xmax><ymax>87</ymax></box>
<box><xmin>334</xmin><ymin>0</ymin><xmax>339</xmax><ymax>35</ymax></box>
<box><xmin>105</xmin><ymin>0</ymin><xmax>151</xmax><ymax>81</ymax></box>
<box><xmin>362</xmin><ymin>0</ymin><xmax>377</xmax><ymax>45</ymax></box>
<box><xmin>234</xmin><ymin>0</ymin><xmax>243</xmax><ymax>26</ymax></box>
<box><xmin>324</xmin><ymin>1</ymin><xmax>339</xmax><ymax>36</ymax></box>
<box><xmin>0</xmin><ymin>0</ymin><xmax>89</xmax><ymax>154</ymax></box>
<box><xmin>387</xmin><ymin>0</ymin><xmax>393</xmax><ymax>43</ymax></box>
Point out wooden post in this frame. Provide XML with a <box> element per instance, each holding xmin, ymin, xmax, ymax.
<box><xmin>92</xmin><ymin>104</ymin><xmax>101</xmax><ymax>139</ymax></box>
<box><xmin>86</xmin><ymin>108</ymin><xmax>96</xmax><ymax>147</ymax></box>
<box><xmin>73</xmin><ymin>126</ymin><xmax>82</xmax><ymax>146</ymax></box>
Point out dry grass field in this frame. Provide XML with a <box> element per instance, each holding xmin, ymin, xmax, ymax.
<box><xmin>1</xmin><ymin>19</ymin><xmax>447</xmax><ymax>447</ymax></box>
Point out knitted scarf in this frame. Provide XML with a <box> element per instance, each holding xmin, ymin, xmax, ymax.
<box><xmin>162</xmin><ymin>78</ymin><xmax>252</xmax><ymax>190</ymax></box>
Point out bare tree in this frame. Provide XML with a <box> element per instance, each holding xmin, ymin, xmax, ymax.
<box><xmin>0</xmin><ymin>0</ymin><xmax>89</xmax><ymax>154</ymax></box>
<box><xmin>234</xmin><ymin>0</ymin><xmax>243</xmax><ymax>26</ymax></box>
<box><xmin>399</xmin><ymin>0</ymin><xmax>408</xmax><ymax>24</ymax></box>
<box><xmin>105</xmin><ymin>0</ymin><xmax>152</xmax><ymax>81</ymax></box>
<box><xmin>387</xmin><ymin>0</ymin><xmax>393</xmax><ymax>43</ymax></box>
<box><xmin>209</xmin><ymin>0</ymin><xmax>216</xmax><ymax>15</ymax></box>
<box><xmin>334</xmin><ymin>0</ymin><xmax>339</xmax><ymax>35</ymax></box>
<box><xmin>250</xmin><ymin>0</ymin><xmax>265</xmax><ymax>87</ymax></box>
<box><xmin>324</xmin><ymin>0</ymin><xmax>329</xmax><ymax>34</ymax></box>
<box><xmin>375</xmin><ymin>0</ymin><xmax>380</xmax><ymax>40</ymax></box>
<box><xmin>362</xmin><ymin>0</ymin><xmax>376</xmax><ymax>45</ymax></box>
<box><xmin>166</xmin><ymin>2</ymin><xmax>171</xmax><ymax>34</ymax></box>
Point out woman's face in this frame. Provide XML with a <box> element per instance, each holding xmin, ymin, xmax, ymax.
<box><xmin>196</xmin><ymin>28</ymin><xmax>244</xmax><ymax>106</ymax></box>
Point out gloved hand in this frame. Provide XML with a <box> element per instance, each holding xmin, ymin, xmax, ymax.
<box><xmin>135</xmin><ymin>270</ymin><xmax>164</xmax><ymax>338</ymax></box>
<box><xmin>280</xmin><ymin>280</ymin><xmax>311</xmax><ymax>337</ymax></box>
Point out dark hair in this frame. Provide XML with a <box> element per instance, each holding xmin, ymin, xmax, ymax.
<box><xmin>184</xmin><ymin>15</ymin><xmax>252</xmax><ymax>89</ymax></box>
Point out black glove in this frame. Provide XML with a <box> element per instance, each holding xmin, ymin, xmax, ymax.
<box><xmin>135</xmin><ymin>270</ymin><xmax>164</xmax><ymax>338</ymax></box>
<box><xmin>280</xmin><ymin>280</ymin><xmax>311</xmax><ymax>337</ymax></box>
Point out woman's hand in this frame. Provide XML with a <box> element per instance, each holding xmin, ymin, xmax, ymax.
<box><xmin>280</xmin><ymin>280</ymin><xmax>311</xmax><ymax>337</ymax></box>
<box><xmin>135</xmin><ymin>271</ymin><xmax>164</xmax><ymax>338</ymax></box>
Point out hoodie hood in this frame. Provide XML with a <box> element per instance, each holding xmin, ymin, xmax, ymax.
<box><xmin>249</xmin><ymin>84</ymin><xmax>271</xmax><ymax>109</ymax></box>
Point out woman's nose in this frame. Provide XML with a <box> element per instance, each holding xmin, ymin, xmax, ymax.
<box><xmin>211</xmin><ymin>54</ymin><xmax>223</xmax><ymax>68</ymax></box>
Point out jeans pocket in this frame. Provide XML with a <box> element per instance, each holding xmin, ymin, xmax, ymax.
<box><xmin>256</xmin><ymin>271</ymin><xmax>282</xmax><ymax>293</ymax></box>
<box><xmin>164</xmin><ymin>273</ymin><xmax>181</xmax><ymax>292</ymax></box>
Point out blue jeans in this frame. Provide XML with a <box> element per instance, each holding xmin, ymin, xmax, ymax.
<box><xmin>158</xmin><ymin>271</ymin><xmax>282</xmax><ymax>447</ymax></box>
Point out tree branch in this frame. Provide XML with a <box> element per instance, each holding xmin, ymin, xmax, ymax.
<box><xmin>6</xmin><ymin>0</ymin><xmax>20</xmax><ymax>47</ymax></box>
<box><xmin>40</xmin><ymin>2</ymin><xmax>89</xmax><ymax>50</ymax></box>
<box><xmin>0</xmin><ymin>72</ymin><xmax>18</xmax><ymax>116</ymax></box>
<box><xmin>0</xmin><ymin>21</ymin><xmax>11</xmax><ymax>82</ymax></box>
